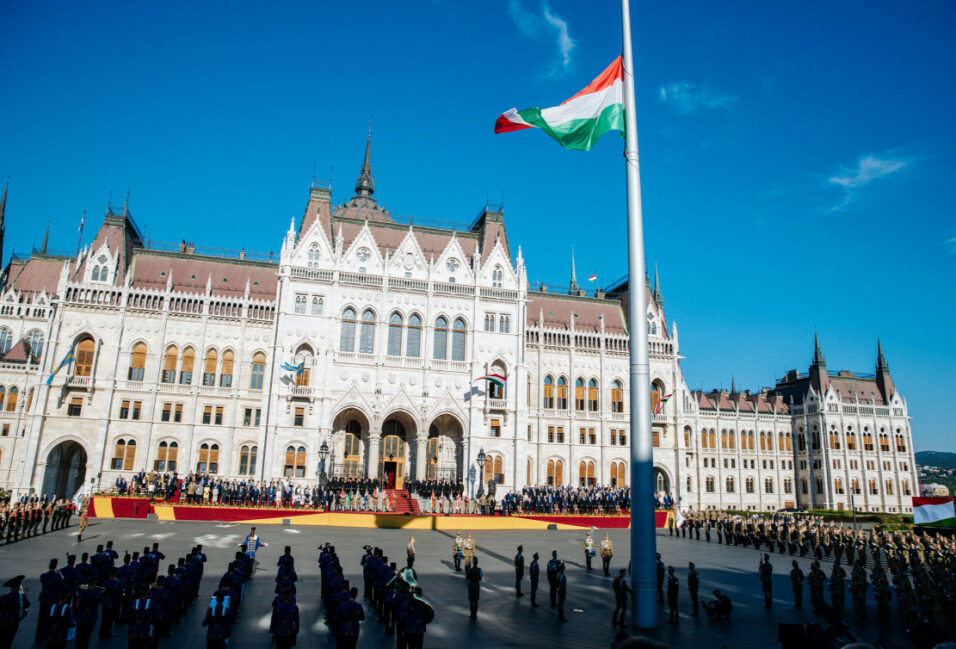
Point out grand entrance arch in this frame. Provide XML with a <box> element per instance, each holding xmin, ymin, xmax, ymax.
<box><xmin>331</xmin><ymin>408</ymin><xmax>371</xmax><ymax>477</ymax></box>
<box><xmin>379</xmin><ymin>412</ymin><xmax>416</xmax><ymax>489</ymax></box>
<box><xmin>653</xmin><ymin>465</ymin><xmax>672</xmax><ymax>499</ymax></box>
<box><xmin>426</xmin><ymin>413</ymin><xmax>464</xmax><ymax>480</ymax></box>
<box><xmin>42</xmin><ymin>441</ymin><xmax>88</xmax><ymax>499</ymax></box>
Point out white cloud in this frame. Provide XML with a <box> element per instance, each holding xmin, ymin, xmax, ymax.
<box><xmin>658</xmin><ymin>81</ymin><xmax>737</xmax><ymax>114</ymax></box>
<box><xmin>826</xmin><ymin>152</ymin><xmax>908</xmax><ymax>211</ymax></box>
<box><xmin>946</xmin><ymin>237</ymin><xmax>956</xmax><ymax>254</ymax></box>
<box><xmin>508</xmin><ymin>1</ymin><xmax>575</xmax><ymax>75</ymax></box>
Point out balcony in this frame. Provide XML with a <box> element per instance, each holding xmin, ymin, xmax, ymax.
<box><xmin>610</xmin><ymin>411</ymin><xmax>628</xmax><ymax>421</ymax></box>
<box><xmin>119</xmin><ymin>380</ymin><xmax>145</xmax><ymax>391</ymax></box>
<box><xmin>335</xmin><ymin>351</ymin><xmax>377</xmax><ymax>365</ymax></box>
<box><xmin>384</xmin><ymin>356</ymin><xmax>424</xmax><ymax>369</ymax></box>
<box><xmin>66</xmin><ymin>376</ymin><xmax>93</xmax><ymax>388</ymax></box>
<box><xmin>158</xmin><ymin>383</ymin><xmax>193</xmax><ymax>395</ymax></box>
<box><xmin>289</xmin><ymin>385</ymin><xmax>314</xmax><ymax>398</ymax></box>
<box><xmin>199</xmin><ymin>386</ymin><xmax>233</xmax><ymax>397</ymax></box>
<box><xmin>486</xmin><ymin>399</ymin><xmax>507</xmax><ymax>410</ymax></box>
<box><xmin>431</xmin><ymin>359</ymin><xmax>468</xmax><ymax>372</ymax></box>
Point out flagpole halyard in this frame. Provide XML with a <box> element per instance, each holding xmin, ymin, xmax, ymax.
<box><xmin>620</xmin><ymin>0</ymin><xmax>658</xmax><ymax>630</ymax></box>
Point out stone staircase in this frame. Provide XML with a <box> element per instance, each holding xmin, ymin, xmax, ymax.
<box><xmin>386</xmin><ymin>489</ymin><xmax>421</xmax><ymax>514</ymax></box>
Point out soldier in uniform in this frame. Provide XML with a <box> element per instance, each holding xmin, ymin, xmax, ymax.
<box><xmin>666</xmin><ymin>566</ymin><xmax>679</xmax><ymax>624</ymax></box>
<box><xmin>849</xmin><ymin>558</ymin><xmax>867</xmax><ymax>623</ymax></box>
<box><xmin>547</xmin><ymin>552</ymin><xmax>559</xmax><ymax>606</ymax></box>
<box><xmin>612</xmin><ymin>569</ymin><xmax>629</xmax><ymax>626</ymax></box>
<box><xmin>0</xmin><ymin>576</ymin><xmax>29</xmax><ymax>649</ymax></box>
<box><xmin>789</xmin><ymin>560</ymin><xmax>804</xmax><ymax>609</ymax></box>
<box><xmin>37</xmin><ymin>559</ymin><xmax>64</xmax><ymax>642</ymax></box>
<box><xmin>829</xmin><ymin>558</ymin><xmax>846</xmax><ymax>618</ymax></box>
<box><xmin>74</xmin><ymin>583</ymin><xmax>102</xmax><ymax>649</ymax></box>
<box><xmin>270</xmin><ymin>587</ymin><xmax>299</xmax><ymax>649</ymax></box>
<box><xmin>584</xmin><ymin>532</ymin><xmax>595</xmax><ymax>571</ymax></box>
<box><xmin>332</xmin><ymin>586</ymin><xmax>362</xmax><ymax>649</ymax></box>
<box><xmin>100</xmin><ymin>568</ymin><xmax>124</xmax><ymax>638</ymax></box>
<box><xmin>462</xmin><ymin>533</ymin><xmax>476</xmax><ymax>571</ymax></box>
<box><xmin>758</xmin><ymin>553</ymin><xmax>773</xmax><ymax>608</ymax></box>
<box><xmin>807</xmin><ymin>560</ymin><xmax>826</xmax><ymax>610</ymax></box>
<box><xmin>514</xmin><ymin>545</ymin><xmax>524</xmax><ymax>597</ymax></box>
<box><xmin>600</xmin><ymin>534</ymin><xmax>613</xmax><ymax>576</ymax></box>
<box><xmin>201</xmin><ymin>589</ymin><xmax>232</xmax><ymax>649</ymax></box>
<box><xmin>687</xmin><ymin>562</ymin><xmax>700</xmax><ymax>617</ymax></box>
<box><xmin>406</xmin><ymin>537</ymin><xmax>416</xmax><ymax>569</ymax></box>
<box><xmin>466</xmin><ymin>557</ymin><xmax>482</xmax><ymax>619</ymax></box>
<box><xmin>76</xmin><ymin>504</ymin><xmax>89</xmax><ymax>543</ymax></box>
<box><xmin>45</xmin><ymin>590</ymin><xmax>74</xmax><ymax>649</ymax></box>
<box><xmin>556</xmin><ymin>562</ymin><xmax>568</xmax><ymax>622</ymax></box>
<box><xmin>452</xmin><ymin>533</ymin><xmax>464</xmax><ymax>572</ymax></box>
<box><xmin>529</xmin><ymin>553</ymin><xmax>540</xmax><ymax>607</ymax></box>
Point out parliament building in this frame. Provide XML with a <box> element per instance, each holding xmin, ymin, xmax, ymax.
<box><xmin>0</xmin><ymin>136</ymin><xmax>919</xmax><ymax>513</ymax></box>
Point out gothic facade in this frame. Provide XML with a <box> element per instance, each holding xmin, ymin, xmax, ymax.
<box><xmin>0</xmin><ymin>144</ymin><xmax>919</xmax><ymax>513</ymax></box>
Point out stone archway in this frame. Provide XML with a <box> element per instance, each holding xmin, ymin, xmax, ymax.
<box><xmin>379</xmin><ymin>411</ymin><xmax>417</xmax><ymax>488</ymax></box>
<box><xmin>653</xmin><ymin>465</ymin><xmax>672</xmax><ymax>499</ymax></box>
<box><xmin>426</xmin><ymin>413</ymin><xmax>464</xmax><ymax>481</ymax></box>
<box><xmin>331</xmin><ymin>407</ymin><xmax>372</xmax><ymax>478</ymax></box>
<box><xmin>42</xmin><ymin>441</ymin><xmax>88</xmax><ymax>499</ymax></box>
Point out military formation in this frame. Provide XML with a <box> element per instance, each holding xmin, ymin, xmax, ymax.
<box><xmin>669</xmin><ymin>510</ymin><xmax>956</xmax><ymax>645</ymax></box>
<box><xmin>0</xmin><ymin>497</ymin><xmax>77</xmax><ymax>543</ymax></box>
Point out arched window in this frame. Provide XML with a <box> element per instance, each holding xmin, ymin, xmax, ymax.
<box><xmin>725</xmin><ymin>476</ymin><xmax>735</xmax><ymax>493</ymax></box>
<box><xmin>784</xmin><ymin>478</ymin><xmax>792</xmax><ymax>494</ymax></box>
<box><xmin>578</xmin><ymin>460</ymin><xmax>595</xmax><ymax>487</ymax></box>
<box><xmin>543</xmin><ymin>376</ymin><xmax>554</xmax><ymax>409</ymax></box>
<box><xmin>433</xmin><ymin>317</ymin><xmax>448</xmax><ymax>359</ymax></box>
<box><xmin>746</xmin><ymin>431</ymin><xmax>755</xmax><ymax>450</ymax></box>
<box><xmin>162</xmin><ymin>346</ymin><xmax>178</xmax><ymax>383</ymax></box>
<box><xmin>708</xmin><ymin>429</ymin><xmax>716</xmax><ymax>449</ymax></box>
<box><xmin>340</xmin><ymin>308</ymin><xmax>357</xmax><ymax>352</ymax></box>
<box><xmin>575</xmin><ymin>378</ymin><xmax>586</xmax><ymax>411</ymax></box>
<box><xmin>387</xmin><ymin>313</ymin><xmax>403</xmax><ymax>357</ymax></box>
<box><xmin>650</xmin><ymin>381</ymin><xmax>664</xmax><ymax>414</ymax></box>
<box><xmin>343</xmin><ymin>420</ymin><xmax>362</xmax><ymax>476</ymax></box>
<box><xmin>196</xmin><ymin>443</ymin><xmax>220</xmax><ymax>474</ymax></box>
<box><xmin>284</xmin><ymin>445</ymin><xmax>306</xmax><ymax>478</ymax></box>
<box><xmin>202</xmin><ymin>349</ymin><xmax>218</xmax><ymax>386</ymax></box>
<box><xmin>684</xmin><ymin>426</ymin><xmax>692</xmax><ymax>448</ymax></box>
<box><xmin>220</xmin><ymin>350</ymin><xmax>234</xmax><ymax>387</ymax></box>
<box><xmin>311</xmin><ymin>296</ymin><xmax>323</xmax><ymax>315</ymax></box>
<box><xmin>547</xmin><ymin>459</ymin><xmax>564</xmax><ymax>486</ymax></box>
<box><xmin>488</xmin><ymin>364</ymin><xmax>506</xmax><ymax>399</ymax></box>
<box><xmin>588</xmin><ymin>379</ymin><xmax>598</xmax><ymax>411</ymax></box>
<box><xmin>111</xmin><ymin>438</ymin><xmax>137</xmax><ymax>471</ymax></box>
<box><xmin>885</xmin><ymin>479</ymin><xmax>894</xmax><ymax>496</ymax></box>
<box><xmin>180</xmin><ymin>347</ymin><xmax>195</xmax><ymax>384</ymax></box>
<box><xmin>484</xmin><ymin>455</ymin><xmax>503</xmax><ymax>484</ymax></box>
<box><xmin>700</xmin><ymin>428</ymin><xmax>709</xmax><ymax>449</ymax></box>
<box><xmin>720</xmin><ymin>429</ymin><xmax>728</xmax><ymax>449</ymax></box>
<box><xmin>294</xmin><ymin>347</ymin><xmax>312</xmax><ymax>387</ymax></box>
<box><xmin>154</xmin><ymin>441</ymin><xmax>179</xmax><ymax>472</ymax></box>
<box><xmin>127</xmin><ymin>343</ymin><xmax>147</xmax><ymax>381</ymax></box>
<box><xmin>764</xmin><ymin>478</ymin><xmax>773</xmax><ymax>494</ymax></box>
<box><xmin>74</xmin><ymin>338</ymin><xmax>95</xmax><ymax>376</ymax></box>
<box><xmin>0</xmin><ymin>329</ymin><xmax>11</xmax><ymax>355</ymax></box>
<box><xmin>239</xmin><ymin>445</ymin><xmax>258</xmax><ymax>475</ymax></box>
<box><xmin>5</xmin><ymin>387</ymin><xmax>17</xmax><ymax>413</ymax></box>
<box><xmin>556</xmin><ymin>377</ymin><xmax>568</xmax><ymax>410</ymax></box>
<box><xmin>250</xmin><ymin>352</ymin><xmax>266</xmax><ymax>389</ymax></box>
<box><xmin>902</xmin><ymin>480</ymin><xmax>911</xmax><ymax>496</ymax></box>
<box><xmin>27</xmin><ymin>330</ymin><xmax>44</xmax><ymax>359</ymax></box>
<box><xmin>610</xmin><ymin>380</ymin><xmax>624</xmax><ymax>413</ymax></box>
<box><xmin>451</xmin><ymin>318</ymin><xmax>466</xmax><ymax>361</ymax></box>
<box><xmin>91</xmin><ymin>266</ymin><xmax>101</xmax><ymax>282</ymax></box>
<box><xmin>406</xmin><ymin>315</ymin><xmax>421</xmax><ymax>358</ymax></box>
<box><xmin>706</xmin><ymin>476</ymin><xmax>715</xmax><ymax>492</ymax></box>
<box><xmin>359</xmin><ymin>309</ymin><xmax>375</xmax><ymax>354</ymax></box>
<box><xmin>728</xmin><ymin>429</ymin><xmax>736</xmax><ymax>450</ymax></box>
<box><xmin>686</xmin><ymin>476</ymin><xmax>692</xmax><ymax>492</ymax></box>
<box><xmin>492</xmin><ymin>265</ymin><xmax>503</xmax><ymax>288</ymax></box>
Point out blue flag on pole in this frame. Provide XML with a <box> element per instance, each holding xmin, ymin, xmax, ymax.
<box><xmin>46</xmin><ymin>348</ymin><xmax>75</xmax><ymax>385</ymax></box>
<box><xmin>281</xmin><ymin>361</ymin><xmax>304</xmax><ymax>375</ymax></box>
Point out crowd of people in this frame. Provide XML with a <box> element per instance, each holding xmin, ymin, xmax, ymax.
<box><xmin>499</xmin><ymin>484</ymin><xmax>632</xmax><ymax>515</ymax></box>
<box><xmin>665</xmin><ymin>510</ymin><xmax>956</xmax><ymax>647</ymax></box>
<box><xmin>0</xmin><ymin>496</ymin><xmax>77</xmax><ymax>543</ymax></box>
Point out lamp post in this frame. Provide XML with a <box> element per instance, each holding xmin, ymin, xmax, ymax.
<box><xmin>476</xmin><ymin>448</ymin><xmax>486</xmax><ymax>502</ymax></box>
<box><xmin>318</xmin><ymin>440</ymin><xmax>329</xmax><ymax>487</ymax></box>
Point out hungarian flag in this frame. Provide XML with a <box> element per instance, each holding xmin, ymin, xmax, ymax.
<box><xmin>587</xmin><ymin>273</ymin><xmax>597</xmax><ymax>282</ymax></box>
<box><xmin>654</xmin><ymin>393</ymin><xmax>673</xmax><ymax>415</ymax></box>
<box><xmin>495</xmin><ymin>56</ymin><xmax>625</xmax><ymax>151</ymax></box>
<box><xmin>474</xmin><ymin>374</ymin><xmax>507</xmax><ymax>389</ymax></box>
<box><xmin>913</xmin><ymin>496</ymin><xmax>956</xmax><ymax>527</ymax></box>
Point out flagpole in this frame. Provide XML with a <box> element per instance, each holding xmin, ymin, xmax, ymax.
<box><xmin>621</xmin><ymin>0</ymin><xmax>657</xmax><ymax>629</ymax></box>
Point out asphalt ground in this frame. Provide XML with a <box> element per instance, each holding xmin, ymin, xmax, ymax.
<box><xmin>0</xmin><ymin>519</ymin><xmax>901</xmax><ymax>649</ymax></box>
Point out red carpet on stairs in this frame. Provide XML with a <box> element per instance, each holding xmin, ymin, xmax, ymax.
<box><xmin>387</xmin><ymin>489</ymin><xmax>420</xmax><ymax>514</ymax></box>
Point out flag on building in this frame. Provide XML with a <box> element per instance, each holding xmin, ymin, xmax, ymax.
<box><xmin>913</xmin><ymin>496</ymin><xmax>956</xmax><ymax>527</ymax></box>
<box><xmin>474</xmin><ymin>374</ymin><xmax>507</xmax><ymax>389</ymax></box>
<box><xmin>494</xmin><ymin>56</ymin><xmax>625</xmax><ymax>151</ymax></box>
<box><xmin>654</xmin><ymin>393</ymin><xmax>673</xmax><ymax>415</ymax></box>
<box><xmin>587</xmin><ymin>273</ymin><xmax>597</xmax><ymax>282</ymax></box>
<box><xmin>46</xmin><ymin>348</ymin><xmax>75</xmax><ymax>386</ymax></box>
<box><xmin>281</xmin><ymin>361</ymin><xmax>305</xmax><ymax>375</ymax></box>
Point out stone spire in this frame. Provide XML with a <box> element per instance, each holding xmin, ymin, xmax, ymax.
<box><xmin>354</xmin><ymin>118</ymin><xmax>375</xmax><ymax>199</ymax></box>
<box><xmin>812</xmin><ymin>331</ymin><xmax>825</xmax><ymax>367</ymax></box>
<box><xmin>41</xmin><ymin>221</ymin><xmax>50</xmax><ymax>255</ymax></box>
<box><xmin>568</xmin><ymin>246</ymin><xmax>579</xmax><ymax>294</ymax></box>
<box><xmin>653</xmin><ymin>263</ymin><xmax>663</xmax><ymax>308</ymax></box>
<box><xmin>877</xmin><ymin>338</ymin><xmax>889</xmax><ymax>372</ymax></box>
<box><xmin>809</xmin><ymin>332</ymin><xmax>830</xmax><ymax>394</ymax></box>
<box><xmin>875</xmin><ymin>338</ymin><xmax>895</xmax><ymax>401</ymax></box>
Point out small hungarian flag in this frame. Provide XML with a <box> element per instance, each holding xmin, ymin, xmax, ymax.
<box><xmin>474</xmin><ymin>374</ymin><xmax>507</xmax><ymax>389</ymax></box>
<box><xmin>495</xmin><ymin>56</ymin><xmax>625</xmax><ymax>151</ymax></box>
<box><xmin>913</xmin><ymin>497</ymin><xmax>956</xmax><ymax>527</ymax></box>
<box><xmin>654</xmin><ymin>393</ymin><xmax>673</xmax><ymax>415</ymax></box>
<box><xmin>587</xmin><ymin>273</ymin><xmax>597</xmax><ymax>282</ymax></box>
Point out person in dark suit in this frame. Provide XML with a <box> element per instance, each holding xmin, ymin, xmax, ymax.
<box><xmin>270</xmin><ymin>587</ymin><xmax>299</xmax><ymax>649</ymax></box>
<box><xmin>529</xmin><ymin>553</ymin><xmax>540</xmax><ymax>608</ymax></box>
<box><xmin>466</xmin><ymin>557</ymin><xmax>482</xmax><ymax>619</ymax></box>
<box><xmin>514</xmin><ymin>546</ymin><xmax>524</xmax><ymax>597</ymax></box>
<box><xmin>0</xmin><ymin>576</ymin><xmax>29</xmax><ymax>649</ymax></box>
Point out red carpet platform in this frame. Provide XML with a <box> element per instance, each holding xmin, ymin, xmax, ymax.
<box><xmin>91</xmin><ymin>496</ymin><xmax>669</xmax><ymax>530</ymax></box>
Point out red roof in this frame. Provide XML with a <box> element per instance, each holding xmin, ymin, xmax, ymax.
<box><xmin>526</xmin><ymin>292</ymin><xmax>627</xmax><ymax>334</ymax></box>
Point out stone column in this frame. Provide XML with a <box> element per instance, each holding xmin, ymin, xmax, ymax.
<box><xmin>415</xmin><ymin>433</ymin><xmax>428</xmax><ymax>480</ymax></box>
<box><xmin>366</xmin><ymin>431</ymin><xmax>381</xmax><ymax>479</ymax></box>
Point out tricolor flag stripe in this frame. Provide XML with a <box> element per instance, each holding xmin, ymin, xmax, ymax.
<box><xmin>475</xmin><ymin>374</ymin><xmax>507</xmax><ymax>388</ymax></box>
<box><xmin>587</xmin><ymin>273</ymin><xmax>597</xmax><ymax>282</ymax></box>
<box><xmin>495</xmin><ymin>56</ymin><xmax>625</xmax><ymax>152</ymax></box>
<box><xmin>913</xmin><ymin>496</ymin><xmax>956</xmax><ymax>526</ymax></box>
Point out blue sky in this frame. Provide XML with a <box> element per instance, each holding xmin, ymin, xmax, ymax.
<box><xmin>2</xmin><ymin>1</ymin><xmax>954</xmax><ymax>450</ymax></box>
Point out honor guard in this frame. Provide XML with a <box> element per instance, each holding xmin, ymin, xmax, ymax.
<box><xmin>452</xmin><ymin>533</ymin><xmax>464</xmax><ymax>572</ymax></box>
<box><xmin>0</xmin><ymin>576</ymin><xmax>29</xmax><ymax>649</ymax></box>
<box><xmin>758</xmin><ymin>554</ymin><xmax>773</xmax><ymax>608</ymax></box>
<box><xmin>687</xmin><ymin>562</ymin><xmax>700</xmax><ymax>617</ymax></box>
<box><xmin>666</xmin><ymin>566</ymin><xmax>679</xmax><ymax>624</ymax></box>
<box><xmin>45</xmin><ymin>591</ymin><xmax>74</xmax><ymax>649</ymax></box>
<box><xmin>463</xmin><ymin>533</ymin><xmax>476</xmax><ymax>570</ymax></box>
<box><xmin>789</xmin><ymin>560</ymin><xmax>804</xmax><ymax>609</ymax></box>
<box><xmin>529</xmin><ymin>553</ymin><xmax>540</xmax><ymax>607</ymax></box>
<box><xmin>74</xmin><ymin>583</ymin><xmax>103</xmax><ymax>649</ymax></box>
<box><xmin>270</xmin><ymin>587</ymin><xmax>299</xmax><ymax>649</ymax></box>
<box><xmin>333</xmin><ymin>587</ymin><xmax>363</xmax><ymax>649</ymax></box>
<box><xmin>612</xmin><ymin>569</ymin><xmax>629</xmax><ymax>627</ymax></box>
<box><xmin>600</xmin><ymin>534</ymin><xmax>613</xmax><ymax>575</ymax></box>
<box><xmin>584</xmin><ymin>532</ymin><xmax>595</xmax><ymax>571</ymax></box>
<box><xmin>466</xmin><ymin>557</ymin><xmax>482</xmax><ymax>619</ymax></box>
<box><xmin>547</xmin><ymin>551</ymin><xmax>560</xmax><ymax>606</ymax></box>
<box><xmin>514</xmin><ymin>545</ymin><xmax>524</xmax><ymax>597</ymax></box>
<box><xmin>202</xmin><ymin>590</ymin><xmax>232</xmax><ymax>649</ymax></box>
<box><xmin>556</xmin><ymin>562</ymin><xmax>568</xmax><ymax>622</ymax></box>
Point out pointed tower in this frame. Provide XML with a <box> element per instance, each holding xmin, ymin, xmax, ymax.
<box><xmin>653</xmin><ymin>264</ymin><xmax>663</xmax><ymax>308</ymax></box>
<box><xmin>809</xmin><ymin>332</ymin><xmax>830</xmax><ymax>393</ymax></box>
<box><xmin>875</xmin><ymin>339</ymin><xmax>896</xmax><ymax>402</ymax></box>
<box><xmin>41</xmin><ymin>222</ymin><xmax>50</xmax><ymax>254</ymax></box>
<box><xmin>568</xmin><ymin>247</ymin><xmax>579</xmax><ymax>294</ymax></box>
<box><xmin>354</xmin><ymin>119</ymin><xmax>375</xmax><ymax>200</ymax></box>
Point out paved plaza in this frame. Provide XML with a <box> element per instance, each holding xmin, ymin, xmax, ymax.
<box><xmin>0</xmin><ymin>519</ymin><xmax>896</xmax><ymax>649</ymax></box>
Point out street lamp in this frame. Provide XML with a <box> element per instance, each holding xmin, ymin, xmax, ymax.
<box><xmin>318</xmin><ymin>440</ymin><xmax>329</xmax><ymax>487</ymax></box>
